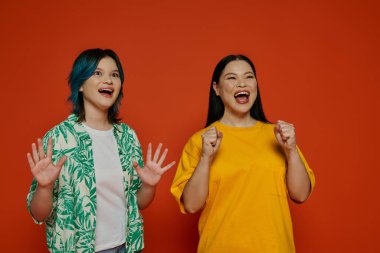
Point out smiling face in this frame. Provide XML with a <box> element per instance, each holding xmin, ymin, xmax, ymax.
<box><xmin>213</xmin><ymin>60</ymin><xmax>257</xmax><ymax>119</ymax></box>
<box><xmin>79</xmin><ymin>56</ymin><xmax>122</xmax><ymax>115</ymax></box>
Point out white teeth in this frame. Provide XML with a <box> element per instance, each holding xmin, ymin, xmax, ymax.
<box><xmin>99</xmin><ymin>88</ymin><xmax>113</xmax><ymax>93</ymax></box>
<box><xmin>235</xmin><ymin>91</ymin><xmax>249</xmax><ymax>96</ymax></box>
<box><xmin>99</xmin><ymin>88</ymin><xmax>113</xmax><ymax>95</ymax></box>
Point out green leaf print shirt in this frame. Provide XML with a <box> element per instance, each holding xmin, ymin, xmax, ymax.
<box><xmin>27</xmin><ymin>114</ymin><xmax>144</xmax><ymax>253</ymax></box>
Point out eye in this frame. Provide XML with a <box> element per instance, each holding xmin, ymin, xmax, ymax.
<box><xmin>226</xmin><ymin>76</ymin><xmax>236</xmax><ymax>80</ymax></box>
<box><xmin>246</xmin><ymin>75</ymin><xmax>255</xmax><ymax>79</ymax></box>
<box><xmin>93</xmin><ymin>70</ymin><xmax>102</xmax><ymax>76</ymax></box>
<box><xmin>112</xmin><ymin>72</ymin><xmax>120</xmax><ymax>78</ymax></box>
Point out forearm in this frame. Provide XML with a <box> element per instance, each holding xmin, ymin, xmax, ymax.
<box><xmin>30</xmin><ymin>184</ymin><xmax>54</xmax><ymax>222</ymax></box>
<box><xmin>285</xmin><ymin>148</ymin><xmax>311</xmax><ymax>203</ymax></box>
<box><xmin>182</xmin><ymin>156</ymin><xmax>211</xmax><ymax>213</ymax></box>
<box><xmin>137</xmin><ymin>183</ymin><xmax>156</xmax><ymax>210</ymax></box>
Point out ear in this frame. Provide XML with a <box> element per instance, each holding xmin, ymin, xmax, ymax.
<box><xmin>79</xmin><ymin>86</ymin><xmax>83</xmax><ymax>92</ymax></box>
<box><xmin>213</xmin><ymin>81</ymin><xmax>220</xmax><ymax>96</ymax></box>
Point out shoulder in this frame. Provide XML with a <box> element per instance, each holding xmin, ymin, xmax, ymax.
<box><xmin>183</xmin><ymin>125</ymin><xmax>214</xmax><ymax>151</ymax></box>
<box><xmin>114</xmin><ymin>122</ymin><xmax>142</xmax><ymax>150</ymax></box>
<box><xmin>42</xmin><ymin>114</ymin><xmax>86</xmax><ymax>148</ymax></box>
<box><xmin>43</xmin><ymin>115</ymin><xmax>77</xmax><ymax>137</ymax></box>
<box><xmin>114</xmin><ymin>122</ymin><xmax>138</xmax><ymax>138</ymax></box>
<box><xmin>257</xmin><ymin>122</ymin><xmax>278</xmax><ymax>142</ymax></box>
<box><xmin>260</xmin><ymin>121</ymin><xmax>275</xmax><ymax>131</ymax></box>
<box><xmin>116</xmin><ymin>122</ymin><xmax>134</xmax><ymax>133</ymax></box>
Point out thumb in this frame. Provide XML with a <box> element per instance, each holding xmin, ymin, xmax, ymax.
<box><xmin>133</xmin><ymin>161</ymin><xmax>143</xmax><ymax>174</ymax></box>
<box><xmin>273</xmin><ymin>127</ymin><xmax>284</xmax><ymax>145</ymax></box>
<box><xmin>217</xmin><ymin>131</ymin><xmax>223</xmax><ymax>141</ymax></box>
<box><xmin>214</xmin><ymin>131</ymin><xmax>223</xmax><ymax>150</ymax></box>
<box><xmin>56</xmin><ymin>156</ymin><xmax>67</xmax><ymax>170</ymax></box>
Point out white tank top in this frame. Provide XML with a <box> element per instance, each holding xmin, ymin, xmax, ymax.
<box><xmin>83</xmin><ymin>124</ymin><xmax>126</xmax><ymax>252</ymax></box>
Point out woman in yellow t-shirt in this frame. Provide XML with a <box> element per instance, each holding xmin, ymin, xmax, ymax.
<box><xmin>171</xmin><ymin>55</ymin><xmax>315</xmax><ymax>253</ymax></box>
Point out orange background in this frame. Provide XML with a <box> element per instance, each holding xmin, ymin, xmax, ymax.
<box><xmin>0</xmin><ymin>0</ymin><xmax>379</xmax><ymax>252</ymax></box>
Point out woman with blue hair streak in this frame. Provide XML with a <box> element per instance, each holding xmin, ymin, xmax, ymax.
<box><xmin>26</xmin><ymin>48</ymin><xmax>175</xmax><ymax>253</ymax></box>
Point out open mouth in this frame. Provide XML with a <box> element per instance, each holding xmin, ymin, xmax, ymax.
<box><xmin>98</xmin><ymin>88</ymin><xmax>114</xmax><ymax>97</ymax></box>
<box><xmin>234</xmin><ymin>91</ymin><xmax>250</xmax><ymax>104</ymax></box>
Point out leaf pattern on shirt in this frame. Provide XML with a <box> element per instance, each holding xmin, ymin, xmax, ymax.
<box><xmin>27</xmin><ymin>114</ymin><xmax>144</xmax><ymax>253</ymax></box>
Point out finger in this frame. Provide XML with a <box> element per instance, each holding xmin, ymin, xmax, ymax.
<box><xmin>202</xmin><ymin>129</ymin><xmax>215</xmax><ymax>139</ymax></box>
<box><xmin>56</xmin><ymin>155</ymin><xmax>67</xmax><ymax>169</ymax></box>
<box><xmin>32</xmin><ymin>143</ymin><xmax>39</xmax><ymax>162</ymax></box>
<box><xmin>278</xmin><ymin>121</ymin><xmax>294</xmax><ymax>131</ymax></box>
<box><xmin>203</xmin><ymin>127</ymin><xmax>216</xmax><ymax>136</ymax></box>
<box><xmin>277</xmin><ymin>120</ymin><xmax>291</xmax><ymax>126</ymax></box>
<box><xmin>208</xmin><ymin>131</ymin><xmax>218</xmax><ymax>146</ymax></box>
<box><xmin>277</xmin><ymin>125</ymin><xmax>293</xmax><ymax>139</ymax></box>
<box><xmin>209</xmin><ymin>126</ymin><xmax>216</xmax><ymax>132</ymax></box>
<box><xmin>153</xmin><ymin>143</ymin><xmax>162</xmax><ymax>163</ymax></box>
<box><xmin>281</xmin><ymin>128</ymin><xmax>294</xmax><ymax>138</ymax></box>
<box><xmin>279</xmin><ymin>129</ymin><xmax>289</xmax><ymax>141</ymax></box>
<box><xmin>274</xmin><ymin>127</ymin><xmax>283</xmax><ymax>140</ymax></box>
<box><xmin>274</xmin><ymin>122</ymin><xmax>281</xmax><ymax>131</ymax></box>
<box><xmin>279</xmin><ymin>121</ymin><xmax>294</xmax><ymax>129</ymax></box>
<box><xmin>161</xmin><ymin>161</ymin><xmax>176</xmax><ymax>173</ymax></box>
<box><xmin>132</xmin><ymin>161</ymin><xmax>143</xmax><ymax>175</ymax></box>
<box><xmin>46</xmin><ymin>138</ymin><xmax>53</xmax><ymax>158</ymax></box>
<box><xmin>214</xmin><ymin>132</ymin><xmax>223</xmax><ymax>150</ymax></box>
<box><xmin>37</xmin><ymin>139</ymin><xmax>45</xmax><ymax>160</ymax></box>
<box><xmin>27</xmin><ymin>153</ymin><xmax>35</xmax><ymax>169</ymax></box>
<box><xmin>274</xmin><ymin>128</ymin><xmax>285</xmax><ymax>144</ymax></box>
<box><xmin>217</xmin><ymin>131</ymin><xmax>223</xmax><ymax>139</ymax></box>
<box><xmin>146</xmin><ymin>143</ymin><xmax>152</xmax><ymax>162</ymax></box>
<box><xmin>202</xmin><ymin>134</ymin><xmax>216</xmax><ymax>146</ymax></box>
<box><xmin>273</xmin><ymin>125</ymin><xmax>280</xmax><ymax>138</ymax></box>
<box><xmin>157</xmin><ymin>148</ymin><xmax>168</xmax><ymax>166</ymax></box>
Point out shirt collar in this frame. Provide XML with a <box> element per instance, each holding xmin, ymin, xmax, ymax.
<box><xmin>67</xmin><ymin>114</ymin><xmax>123</xmax><ymax>133</ymax></box>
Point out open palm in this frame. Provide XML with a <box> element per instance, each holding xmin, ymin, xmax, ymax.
<box><xmin>133</xmin><ymin>143</ymin><xmax>175</xmax><ymax>187</ymax></box>
<box><xmin>27</xmin><ymin>138</ymin><xmax>66</xmax><ymax>188</ymax></box>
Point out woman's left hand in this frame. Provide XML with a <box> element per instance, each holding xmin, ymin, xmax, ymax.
<box><xmin>274</xmin><ymin>120</ymin><xmax>297</xmax><ymax>153</ymax></box>
<box><xmin>133</xmin><ymin>143</ymin><xmax>176</xmax><ymax>187</ymax></box>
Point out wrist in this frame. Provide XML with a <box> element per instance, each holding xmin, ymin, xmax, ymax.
<box><xmin>200</xmin><ymin>154</ymin><xmax>213</xmax><ymax>165</ymax></box>
<box><xmin>141</xmin><ymin>182</ymin><xmax>157</xmax><ymax>191</ymax></box>
<box><xmin>35</xmin><ymin>183</ymin><xmax>54</xmax><ymax>196</ymax></box>
<box><xmin>199</xmin><ymin>153</ymin><xmax>214</xmax><ymax>164</ymax></box>
<box><xmin>285</xmin><ymin>146</ymin><xmax>298</xmax><ymax>158</ymax></box>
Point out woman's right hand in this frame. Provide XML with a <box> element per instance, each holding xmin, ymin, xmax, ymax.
<box><xmin>27</xmin><ymin>138</ymin><xmax>67</xmax><ymax>189</ymax></box>
<box><xmin>201</xmin><ymin>126</ymin><xmax>223</xmax><ymax>161</ymax></box>
<box><xmin>182</xmin><ymin>127</ymin><xmax>223</xmax><ymax>213</ymax></box>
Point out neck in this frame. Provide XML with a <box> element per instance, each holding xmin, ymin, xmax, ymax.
<box><xmin>219</xmin><ymin>111</ymin><xmax>257</xmax><ymax>127</ymax></box>
<box><xmin>82</xmin><ymin>105</ymin><xmax>112</xmax><ymax>131</ymax></box>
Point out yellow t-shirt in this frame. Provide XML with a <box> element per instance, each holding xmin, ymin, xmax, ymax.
<box><xmin>171</xmin><ymin>121</ymin><xmax>315</xmax><ymax>253</ymax></box>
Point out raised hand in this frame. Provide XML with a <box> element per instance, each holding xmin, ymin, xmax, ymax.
<box><xmin>201</xmin><ymin>126</ymin><xmax>223</xmax><ymax>160</ymax></box>
<box><xmin>133</xmin><ymin>143</ymin><xmax>176</xmax><ymax>187</ymax></box>
<box><xmin>274</xmin><ymin>120</ymin><xmax>296</xmax><ymax>152</ymax></box>
<box><xmin>27</xmin><ymin>138</ymin><xmax>67</xmax><ymax>188</ymax></box>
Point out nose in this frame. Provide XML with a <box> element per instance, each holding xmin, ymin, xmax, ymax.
<box><xmin>236</xmin><ymin>78</ymin><xmax>246</xmax><ymax>87</ymax></box>
<box><xmin>102</xmin><ymin>76</ymin><xmax>113</xmax><ymax>85</ymax></box>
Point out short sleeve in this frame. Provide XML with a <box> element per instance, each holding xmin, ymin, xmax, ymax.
<box><xmin>26</xmin><ymin>129</ymin><xmax>62</xmax><ymax>224</ymax></box>
<box><xmin>170</xmin><ymin>135</ymin><xmax>202</xmax><ymax>214</ymax></box>
<box><xmin>130</xmin><ymin>129</ymin><xmax>143</xmax><ymax>193</ymax></box>
<box><xmin>297</xmin><ymin>146</ymin><xmax>316</xmax><ymax>194</ymax></box>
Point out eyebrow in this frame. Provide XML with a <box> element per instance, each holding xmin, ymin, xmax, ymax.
<box><xmin>223</xmin><ymin>71</ymin><xmax>254</xmax><ymax>77</ymax></box>
<box><xmin>95</xmin><ymin>67</ymin><xmax>119</xmax><ymax>72</ymax></box>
